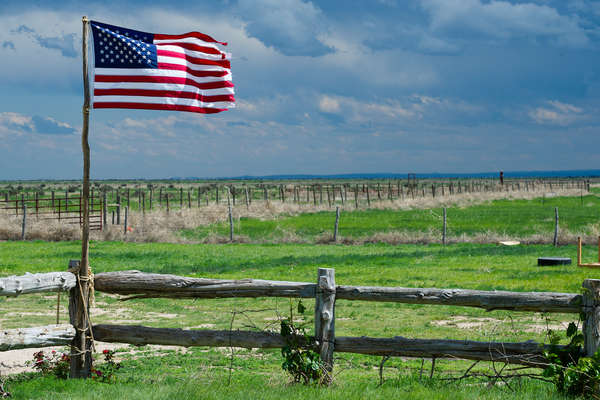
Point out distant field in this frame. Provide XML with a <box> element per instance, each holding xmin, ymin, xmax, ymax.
<box><xmin>1</xmin><ymin>240</ymin><xmax>599</xmax><ymax>398</ymax></box>
<box><xmin>182</xmin><ymin>193</ymin><xmax>600</xmax><ymax>244</ymax></box>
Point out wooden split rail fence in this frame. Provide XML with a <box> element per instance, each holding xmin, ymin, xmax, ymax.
<box><xmin>2</xmin><ymin>266</ymin><xmax>599</xmax><ymax>379</ymax></box>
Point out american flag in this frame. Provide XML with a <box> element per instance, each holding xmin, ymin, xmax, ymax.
<box><xmin>90</xmin><ymin>21</ymin><xmax>235</xmax><ymax>114</ymax></box>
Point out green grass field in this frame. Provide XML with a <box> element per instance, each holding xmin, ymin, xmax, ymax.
<box><xmin>1</xmin><ymin>239</ymin><xmax>599</xmax><ymax>399</ymax></box>
<box><xmin>182</xmin><ymin>193</ymin><xmax>600</xmax><ymax>243</ymax></box>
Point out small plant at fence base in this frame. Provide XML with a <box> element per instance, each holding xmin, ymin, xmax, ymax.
<box><xmin>543</xmin><ymin>322</ymin><xmax>600</xmax><ymax>398</ymax></box>
<box><xmin>0</xmin><ymin>376</ymin><xmax>10</xmax><ymax>398</ymax></box>
<box><xmin>28</xmin><ymin>350</ymin><xmax>70</xmax><ymax>379</ymax></box>
<box><xmin>91</xmin><ymin>350</ymin><xmax>122</xmax><ymax>383</ymax></box>
<box><xmin>28</xmin><ymin>349</ymin><xmax>121</xmax><ymax>383</ymax></box>
<box><xmin>280</xmin><ymin>300</ymin><xmax>324</xmax><ymax>385</ymax></box>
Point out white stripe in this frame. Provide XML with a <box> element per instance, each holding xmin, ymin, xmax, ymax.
<box><xmin>94</xmin><ymin>81</ymin><xmax>235</xmax><ymax>96</ymax></box>
<box><xmin>93</xmin><ymin>95</ymin><xmax>235</xmax><ymax>109</ymax></box>
<box><xmin>156</xmin><ymin>44</ymin><xmax>230</xmax><ymax>61</ymax></box>
<box><xmin>153</xmin><ymin>37</ymin><xmax>223</xmax><ymax>49</ymax></box>
<box><xmin>95</xmin><ymin>68</ymin><xmax>232</xmax><ymax>82</ymax></box>
<box><xmin>156</xmin><ymin>55</ymin><xmax>229</xmax><ymax>72</ymax></box>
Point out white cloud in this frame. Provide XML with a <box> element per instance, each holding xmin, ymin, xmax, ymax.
<box><xmin>0</xmin><ymin>112</ymin><xmax>76</xmax><ymax>137</ymax></box>
<box><xmin>421</xmin><ymin>0</ymin><xmax>589</xmax><ymax>47</ymax></box>
<box><xmin>236</xmin><ymin>0</ymin><xmax>333</xmax><ymax>56</ymax></box>
<box><xmin>318</xmin><ymin>96</ymin><xmax>341</xmax><ymax>113</ymax></box>
<box><xmin>0</xmin><ymin>112</ymin><xmax>33</xmax><ymax>136</ymax></box>
<box><xmin>317</xmin><ymin>94</ymin><xmax>419</xmax><ymax>120</ymax></box>
<box><xmin>529</xmin><ymin>100</ymin><xmax>584</xmax><ymax>125</ymax></box>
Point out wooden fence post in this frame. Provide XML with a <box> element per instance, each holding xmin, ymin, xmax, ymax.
<box><xmin>227</xmin><ymin>189</ymin><xmax>234</xmax><ymax>242</ymax></box>
<box><xmin>333</xmin><ymin>207</ymin><xmax>340</xmax><ymax>242</ymax></box>
<box><xmin>442</xmin><ymin>207</ymin><xmax>447</xmax><ymax>246</ymax></box>
<box><xmin>102</xmin><ymin>192</ymin><xmax>107</xmax><ymax>229</ymax></box>
<box><xmin>553</xmin><ymin>207</ymin><xmax>559</xmax><ymax>247</ymax></box>
<box><xmin>116</xmin><ymin>194</ymin><xmax>121</xmax><ymax>225</ymax></box>
<box><xmin>583</xmin><ymin>279</ymin><xmax>600</xmax><ymax>356</ymax></box>
<box><xmin>315</xmin><ymin>268</ymin><xmax>336</xmax><ymax>383</ymax></box>
<box><xmin>21</xmin><ymin>204</ymin><xmax>26</xmax><ymax>240</ymax></box>
<box><xmin>68</xmin><ymin>259</ymin><xmax>91</xmax><ymax>378</ymax></box>
<box><xmin>124</xmin><ymin>207</ymin><xmax>128</xmax><ymax>235</ymax></box>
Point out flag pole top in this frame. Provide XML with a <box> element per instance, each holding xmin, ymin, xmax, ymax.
<box><xmin>82</xmin><ymin>16</ymin><xmax>89</xmax><ymax>23</ymax></box>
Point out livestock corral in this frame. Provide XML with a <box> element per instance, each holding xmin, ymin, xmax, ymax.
<box><xmin>1</xmin><ymin>177</ymin><xmax>600</xmax><ymax>399</ymax></box>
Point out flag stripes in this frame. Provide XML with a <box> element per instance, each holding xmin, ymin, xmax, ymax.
<box><xmin>91</xmin><ymin>21</ymin><xmax>234</xmax><ymax>114</ymax></box>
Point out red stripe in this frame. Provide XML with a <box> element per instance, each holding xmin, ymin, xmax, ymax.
<box><xmin>158</xmin><ymin>63</ymin><xmax>229</xmax><ymax>78</ymax></box>
<box><xmin>94</xmin><ymin>102</ymin><xmax>227</xmax><ymax>114</ymax></box>
<box><xmin>95</xmin><ymin>75</ymin><xmax>235</xmax><ymax>90</ymax></box>
<box><xmin>156</xmin><ymin>42</ymin><xmax>223</xmax><ymax>56</ymax></box>
<box><xmin>154</xmin><ymin>32</ymin><xmax>227</xmax><ymax>46</ymax></box>
<box><xmin>157</xmin><ymin>50</ymin><xmax>230</xmax><ymax>68</ymax></box>
<box><xmin>94</xmin><ymin>88</ymin><xmax>235</xmax><ymax>102</ymax></box>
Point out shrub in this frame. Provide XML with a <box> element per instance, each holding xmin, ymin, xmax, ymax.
<box><xmin>543</xmin><ymin>322</ymin><xmax>600</xmax><ymax>397</ymax></box>
<box><xmin>29</xmin><ymin>350</ymin><xmax>70</xmax><ymax>379</ymax></box>
<box><xmin>91</xmin><ymin>350</ymin><xmax>122</xmax><ymax>383</ymax></box>
<box><xmin>280</xmin><ymin>301</ymin><xmax>324</xmax><ymax>385</ymax></box>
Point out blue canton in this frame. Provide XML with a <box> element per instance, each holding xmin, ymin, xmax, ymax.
<box><xmin>91</xmin><ymin>21</ymin><xmax>157</xmax><ymax>69</ymax></box>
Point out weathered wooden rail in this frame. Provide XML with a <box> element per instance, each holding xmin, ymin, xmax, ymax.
<box><xmin>2</xmin><ymin>267</ymin><xmax>599</xmax><ymax>380</ymax></box>
<box><xmin>0</xmin><ymin>272</ymin><xmax>76</xmax><ymax>297</ymax></box>
<box><xmin>94</xmin><ymin>270</ymin><xmax>583</xmax><ymax>313</ymax></box>
<box><xmin>0</xmin><ymin>272</ymin><xmax>77</xmax><ymax>352</ymax></box>
<box><xmin>91</xmin><ymin>269</ymin><xmax>595</xmax><ymax>372</ymax></box>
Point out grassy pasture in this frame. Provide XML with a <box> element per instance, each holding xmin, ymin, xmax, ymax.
<box><xmin>1</xmin><ymin>240</ymin><xmax>599</xmax><ymax>398</ymax></box>
<box><xmin>183</xmin><ymin>193</ymin><xmax>600</xmax><ymax>243</ymax></box>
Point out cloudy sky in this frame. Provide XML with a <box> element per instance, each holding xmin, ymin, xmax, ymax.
<box><xmin>0</xmin><ymin>0</ymin><xmax>599</xmax><ymax>179</ymax></box>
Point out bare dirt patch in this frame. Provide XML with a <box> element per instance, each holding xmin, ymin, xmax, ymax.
<box><xmin>0</xmin><ymin>341</ymin><xmax>189</xmax><ymax>375</ymax></box>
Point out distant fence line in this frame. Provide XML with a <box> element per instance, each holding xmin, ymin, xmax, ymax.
<box><xmin>0</xmin><ymin>178</ymin><xmax>593</xmax><ymax>242</ymax></box>
<box><xmin>1</xmin><ymin>266</ymin><xmax>598</xmax><ymax>380</ymax></box>
<box><xmin>0</xmin><ymin>178</ymin><xmax>590</xmax><ymax>214</ymax></box>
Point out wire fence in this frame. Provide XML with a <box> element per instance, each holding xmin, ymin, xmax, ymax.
<box><xmin>0</xmin><ymin>179</ymin><xmax>596</xmax><ymax>244</ymax></box>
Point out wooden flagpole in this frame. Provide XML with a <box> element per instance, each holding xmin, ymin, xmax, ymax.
<box><xmin>70</xmin><ymin>15</ymin><xmax>92</xmax><ymax>378</ymax></box>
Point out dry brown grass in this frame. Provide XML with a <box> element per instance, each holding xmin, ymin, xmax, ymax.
<box><xmin>0</xmin><ymin>187</ymin><xmax>590</xmax><ymax>245</ymax></box>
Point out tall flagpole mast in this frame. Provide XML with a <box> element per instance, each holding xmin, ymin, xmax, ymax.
<box><xmin>71</xmin><ymin>15</ymin><xmax>92</xmax><ymax>378</ymax></box>
<box><xmin>81</xmin><ymin>17</ymin><xmax>90</xmax><ymax>278</ymax></box>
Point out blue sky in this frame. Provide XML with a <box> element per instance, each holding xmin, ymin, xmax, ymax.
<box><xmin>0</xmin><ymin>0</ymin><xmax>599</xmax><ymax>179</ymax></box>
